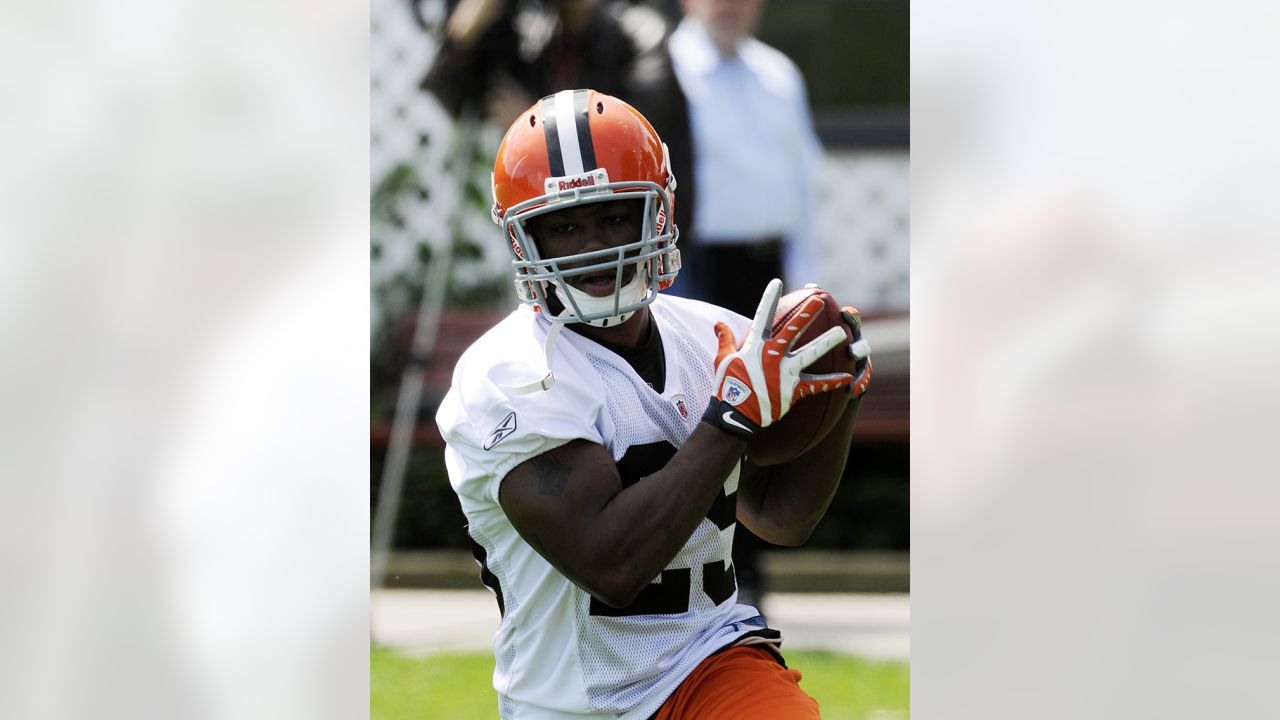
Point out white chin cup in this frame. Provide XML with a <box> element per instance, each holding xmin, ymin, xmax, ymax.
<box><xmin>553</xmin><ymin>269</ymin><xmax>647</xmax><ymax>328</ymax></box>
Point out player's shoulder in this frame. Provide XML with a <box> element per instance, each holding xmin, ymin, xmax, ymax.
<box><xmin>446</xmin><ymin>306</ymin><xmax>605</xmax><ymax>413</ymax></box>
<box><xmin>455</xmin><ymin>305</ymin><xmax>523</xmax><ymax>350</ymax></box>
<box><xmin>454</xmin><ymin>306</ymin><xmax>551</xmax><ymax>379</ymax></box>
<box><xmin>453</xmin><ymin>303</ymin><xmax>532</xmax><ymax>363</ymax></box>
<box><xmin>437</xmin><ymin>307</ymin><xmax>610</xmax><ymax>506</ymax></box>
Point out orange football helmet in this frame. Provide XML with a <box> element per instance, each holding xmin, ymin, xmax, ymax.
<box><xmin>491</xmin><ymin>89</ymin><xmax>680</xmax><ymax>327</ymax></box>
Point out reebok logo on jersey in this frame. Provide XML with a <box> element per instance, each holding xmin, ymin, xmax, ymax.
<box><xmin>722</xmin><ymin>378</ymin><xmax>751</xmax><ymax>406</ymax></box>
<box><xmin>484</xmin><ymin>411</ymin><xmax>518</xmax><ymax>451</ymax></box>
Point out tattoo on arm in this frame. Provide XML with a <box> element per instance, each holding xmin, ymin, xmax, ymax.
<box><xmin>533</xmin><ymin>451</ymin><xmax>571</xmax><ymax>496</ymax></box>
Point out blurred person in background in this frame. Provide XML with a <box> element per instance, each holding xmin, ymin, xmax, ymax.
<box><xmin>421</xmin><ymin>0</ymin><xmax>674</xmax><ymax>128</ymax></box>
<box><xmin>436</xmin><ymin>89</ymin><xmax>871</xmax><ymax>719</ymax></box>
<box><xmin>666</xmin><ymin>0</ymin><xmax>825</xmax><ymax>612</ymax></box>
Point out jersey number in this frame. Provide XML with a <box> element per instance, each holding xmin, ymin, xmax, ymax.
<box><xmin>588</xmin><ymin>560</ymin><xmax>737</xmax><ymax>617</ymax></box>
<box><xmin>589</xmin><ymin>441</ymin><xmax>738</xmax><ymax>617</ymax></box>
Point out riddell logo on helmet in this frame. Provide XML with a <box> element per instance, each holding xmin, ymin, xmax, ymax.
<box><xmin>546</xmin><ymin>169</ymin><xmax>609</xmax><ymax>197</ymax></box>
<box><xmin>557</xmin><ymin>175</ymin><xmax>597</xmax><ymax>191</ymax></box>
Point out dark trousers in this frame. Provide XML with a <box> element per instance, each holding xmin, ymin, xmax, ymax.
<box><xmin>684</xmin><ymin>239</ymin><xmax>784</xmax><ymax>317</ymax></box>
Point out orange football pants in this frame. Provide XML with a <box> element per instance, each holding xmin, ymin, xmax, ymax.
<box><xmin>652</xmin><ymin>646</ymin><xmax>821</xmax><ymax>720</ymax></box>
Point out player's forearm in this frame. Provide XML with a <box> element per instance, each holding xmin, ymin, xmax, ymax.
<box><xmin>739</xmin><ymin>398</ymin><xmax>861</xmax><ymax>545</ymax></box>
<box><xmin>588</xmin><ymin>424</ymin><xmax>746</xmax><ymax>606</ymax></box>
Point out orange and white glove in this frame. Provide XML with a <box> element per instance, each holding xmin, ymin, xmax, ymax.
<box><xmin>702</xmin><ymin>279</ymin><xmax>854</xmax><ymax>440</ymax></box>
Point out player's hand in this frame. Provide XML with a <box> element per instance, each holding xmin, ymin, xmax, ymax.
<box><xmin>702</xmin><ymin>279</ymin><xmax>853</xmax><ymax>439</ymax></box>
<box><xmin>840</xmin><ymin>306</ymin><xmax>873</xmax><ymax>399</ymax></box>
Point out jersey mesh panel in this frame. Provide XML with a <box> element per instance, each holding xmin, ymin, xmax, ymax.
<box><xmin>471</xmin><ymin>526</ymin><xmax>521</xmax><ymax>713</ymax></box>
<box><xmin>585</xmin><ymin>352</ymin><xmax>690</xmax><ymax>456</ymax></box>
<box><xmin>671</xmin><ymin>329</ymin><xmax>716</xmax><ymax>420</ymax></box>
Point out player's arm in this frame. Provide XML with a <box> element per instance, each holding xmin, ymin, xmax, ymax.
<box><xmin>499</xmin><ymin>426</ymin><xmax>746</xmax><ymax>608</ymax></box>
<box><xmin>737</xmin><ymin>305</ymin><xmax>873</xmax><ymax>546</ymax></box>
<box><xmin>737</xmin><ymin>397</ymin><xmax>860</xmax><ymax>546</ymax></box>
<box><xmin>500</xmin><ymin>280</ymin><xmax>855</xmax><ymax>607</ymax></box>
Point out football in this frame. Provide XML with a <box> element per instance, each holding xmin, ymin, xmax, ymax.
<box><xmin>745</xmin><ymin>285</ymin><xmax>854</xmax><ymax>466</ymax></box>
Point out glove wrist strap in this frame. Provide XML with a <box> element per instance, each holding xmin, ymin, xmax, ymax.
<box><xmin>701</xmin><ymin>398</ymin><xmax>759</xmax><ymax>441</ymax></box>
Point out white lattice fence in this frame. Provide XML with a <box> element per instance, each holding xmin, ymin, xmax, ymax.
<box><xmin>816</xmin><ymin>149</ymin><xmax>910</xmax><ymax>314</ymax></box>
<box><xmin>371</xmin><ymin>0</ymin><xmax>513</xmax><ymax>334</ymax></box>
<box><xmin>371</xmin><ymin>0</ymin><xmax>446</xmax><ymax>280</ymax></box>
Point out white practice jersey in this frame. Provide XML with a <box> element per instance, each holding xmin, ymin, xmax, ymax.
<box><xmin>436</xmin><ymin>294</ymin><xmax>778</xmax><ymax>720</ymax></box>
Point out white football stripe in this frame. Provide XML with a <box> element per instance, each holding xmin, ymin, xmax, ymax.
<box><xmin>553</xmin><ymin>90</ymin><xmax>584</xmax><ymax>175</ymax></box>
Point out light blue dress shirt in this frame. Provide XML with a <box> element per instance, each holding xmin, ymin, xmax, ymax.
<box><xmin>668</xmin><ymin>17</ymin><xmax>823</xmax><ymax>287</ymax></box>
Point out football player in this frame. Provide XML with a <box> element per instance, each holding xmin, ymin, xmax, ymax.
<box><xmin>436</xmin><ymin>89</ymin><xmax>872</xmax><ymax>719</ymax></box>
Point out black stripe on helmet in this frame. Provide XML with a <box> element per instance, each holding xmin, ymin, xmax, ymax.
<box><xmin>572</xmin><ymin>90</ymin><xmax>597</xmax><ymax>172</ymax></box>
<box><xmin>540</xmin><ymin>94</ymin><xmax>565</xmax><ymax>177</ymax></box>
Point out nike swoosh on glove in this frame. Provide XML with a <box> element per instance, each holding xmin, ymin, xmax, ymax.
<box><xmin>702</xmin><ymin>278</ymin><xmax>854</xmax><ymax>440</ymax></box>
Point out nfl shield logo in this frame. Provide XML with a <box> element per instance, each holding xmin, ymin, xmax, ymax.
<box><xmin>672</xmin><ymin>394</ymin><xmax>689</xmax><ymax>418</ymax></box>
<box><xmin>722</xmin><ymin>378</ymin><xmax>751</xmax><ymax>406</ymax></box>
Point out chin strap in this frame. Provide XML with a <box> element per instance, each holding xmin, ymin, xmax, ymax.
<box><xmin>553</xmin><ymin>272</ymin><xmax>645</xmax><ymax>328</ymax></box>
<box><xmin>501</xmin><ymin>309</ymin><xmax>572</xmax><ymax>395</ymax></box>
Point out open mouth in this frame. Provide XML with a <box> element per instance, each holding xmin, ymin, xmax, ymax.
<box><xmin>573</xmin><ymin>268</ymin><xmax>635</xmax><ymax>297</ymax></box>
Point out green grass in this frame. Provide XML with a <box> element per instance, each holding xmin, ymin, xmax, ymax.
<box><xmin>372</xmin><ymin>648</ymin><xmax>499</xmax><ymax>720</ymax></box>
<box><xmin>372</xmin><ymin>647</ymin><xmax>908</xmax><ymax>719</ymax></box>
<box><xmin>791</xmin><ymin>651</ymin><xmax>911</xmax><ymax>720</ymax></box>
